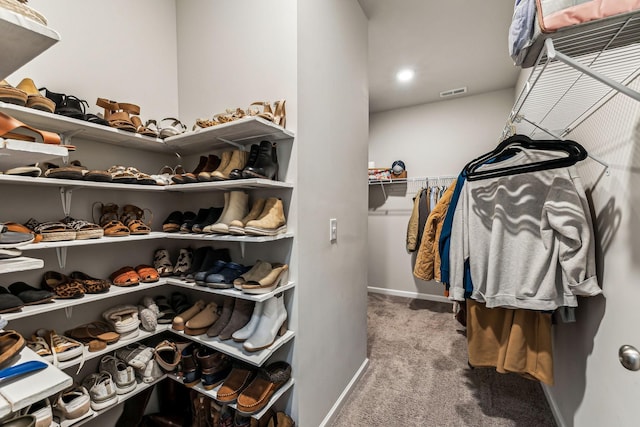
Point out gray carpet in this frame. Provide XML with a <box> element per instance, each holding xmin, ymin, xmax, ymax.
<box><xmin>331</xmin><ymin>293</ymin><xmax>556</xmax><ymax>427</ymax></box>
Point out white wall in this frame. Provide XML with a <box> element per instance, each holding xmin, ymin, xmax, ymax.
<box><xmin>8</xmin><ymin>0</ymin><xmax>179</xmax><ymax>124</ymax></box>
<box><xmin>543</xmin><ymin>77</ymin><xmax>640</xmax><ymax>427</ymax></box>
<box><xmin>367</xmin><ymin>89</ymin><xmax>514</xmax><ymax>298</ymax></box>
<box><xmin>297</xmin><ymin>1</ymin><xmax>369</xmax><ymax>426</ymax></box>
<box><xmin>175</xmin><ymin>1</ymin><xmax>297</xmax><ymax>133</ymax></box>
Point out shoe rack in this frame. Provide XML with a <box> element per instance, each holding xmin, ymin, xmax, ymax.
<box><xmin>0</xmin><ymin>110</ymin><xmax>296</xmax><ymax>423</ymax></box>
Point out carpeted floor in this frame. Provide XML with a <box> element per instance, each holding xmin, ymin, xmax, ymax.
<box><xmin>331</xmin><ymin>293</ymin><xmax>556</xmax><ymax>427</ymax></box>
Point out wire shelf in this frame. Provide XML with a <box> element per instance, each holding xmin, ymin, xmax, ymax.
<box><xmin>508</xmin><ymin>13</ymin><xmax>640</xmax><ymax>141</ymax></box>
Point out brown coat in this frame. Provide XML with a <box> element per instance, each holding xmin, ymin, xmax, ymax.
<box><xmin>406</xmin><ymin>188</ymin><xmax>424</xmax><ymax>252</ymax></box>
<box><xmin>413</xmin><ymin>180</ymin><xmax>457</xmax><ymax>282</ymax></box>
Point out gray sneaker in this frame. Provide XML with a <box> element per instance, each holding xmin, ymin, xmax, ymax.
<box><xmin>82</xmin><ymin>372</ymin><xmax>118</xmax><ymax>411</ymax></box>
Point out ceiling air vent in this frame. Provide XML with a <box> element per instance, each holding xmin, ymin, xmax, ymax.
<box><xmin>439</xmin><ymin>86</ymin><xmax>468</xmax><ymax>98</ymax></box>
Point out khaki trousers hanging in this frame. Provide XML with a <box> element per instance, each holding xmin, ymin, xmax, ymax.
<box><xmin>466</xmin><ymin>299</ymin><xmax>554</xmax><ymax>385</ymax></box>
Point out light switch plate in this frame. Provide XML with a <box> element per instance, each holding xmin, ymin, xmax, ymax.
<box><xmin>329</xmin><ymin>218</ymin><xmax>337</xmax><ymax>242</ymax></box>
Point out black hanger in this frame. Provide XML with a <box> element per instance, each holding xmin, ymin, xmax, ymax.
<box><xmin>464</xmin><ymin>134</ymin><xmax>587</xmax><ymax>181</ymax></box>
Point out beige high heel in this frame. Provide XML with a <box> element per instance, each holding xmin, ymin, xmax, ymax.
<box><xmin>272</xmin><ymin>100</ymin><xmax>286</xmax><ymax>128</ymax></box>
<box><xmin>241</xmin><ymin>263</ymin><xmax>288</xmax><ymax>294</ymax></box>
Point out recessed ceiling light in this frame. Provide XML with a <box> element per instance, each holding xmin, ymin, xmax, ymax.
<box><xmin>396</xmin><ymin>69</ymin><xmax>415</xmax><ymax>82</ymax></box>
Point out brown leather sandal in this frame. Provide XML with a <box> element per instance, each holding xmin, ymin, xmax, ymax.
<box><xmin>120</xmin><ymin>204</ymin><xmax>152</xmax><ymax>235</ymax></box>
<box><xmin>131</xmin><ymin>116</ymin><xmax>158</xmax><ymax>138</ymax></box>
<box><xmin>93</xmin><ymin>202</ymin><xmax>130</xmax><ymax>237</ymax></box>
<box><xmin>96</xmin><ymin>98</ymin><xmax>138</xmax><ymax>132</ymax></box>
<box><xmin>109</xmin><ymin>266</ymin><xmax>141</xmax><ymax>287</ymax></box>
<box><xmin>0</xmin><ymin>111</ymin><xmax>62</xmax><ymax>145</ymax></box>
<box><xmin>65</xmin><ymin>321</ymin><xmax>120</xmax><ymax>344</ymax></box>
<box><xmin>134</xmin><ymin>265</ymin><xmax>160</xmax><ymax>283</ymax></box>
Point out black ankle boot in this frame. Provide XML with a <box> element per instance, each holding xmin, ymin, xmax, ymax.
<box><xmin>242</xmin><ymin>140</ymin><xmax>278</xmax><ymax>180</ymax></box>
<box><xmin>191</xmin><ymin>207</ymin><xmax>223</xmax><ymax>233</ymax></box>
<box><xmin>230</xmin><ymin>144</ymin><xmax>260</xmax><ymax>180</ymax></box>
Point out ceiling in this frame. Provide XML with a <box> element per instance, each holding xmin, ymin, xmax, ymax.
<box><xmin>359</xmin><ymin>0</ymin><xmax>520</xmax><ymax>113</ymax></box>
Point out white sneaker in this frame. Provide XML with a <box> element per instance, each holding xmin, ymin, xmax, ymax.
<box><xmin>102</xmin><ymin>305</ymin><xmax>140</xmax><ymax>334</ymax></box>
<box><xmin>137</xmin><ymin>359</ymin><xmax>164</xmax><ymax>383</ymax></box>
<box><xmin>82</xmin><ymin>372</ymin><xmax>118</xmax><ymax>410</ymax></box>
<box><xmin>99</xmin><ymin>355</ymin><xmax>137</xmax><ymax>395</ymax></box>
<box><xmin>53</xmin><ymin>385</ymin><xmax>91</xmax><ymax>420</ymax></box>
<box><xmin>115</xmin><ymin>344</ymin><xmax>154</xmax><ymax>370</ymax></box>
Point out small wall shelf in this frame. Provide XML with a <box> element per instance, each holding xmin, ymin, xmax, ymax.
<box><xmin>0</xmin><ymin>256</ymin><xmax>44</xmax><ymax>275</ymax></box>
<box><xmin>0</xmin><ymin>139</ymin><xmax>68</xmax><ymax>170</ymax></box>
<box><xmin>507</xmin><ymin>14</ymin><xmax>640</xmax><ymax>141</ymax></box>
<box><xmin>0</xmin><ymin>8</ymin><xmax>60</xmax><ymax>80</ymax></box>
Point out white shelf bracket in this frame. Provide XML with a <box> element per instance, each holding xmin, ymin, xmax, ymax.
<box><xmin>240</xmin><ymin>241</ymin><xmax>246</xmax><ymax>259</ymax></box>
<box><xmin>217</xmin><ymin>137</ymin><xmax>244</xmax><ymax>150</ymax></box>
<box><xmin>60</xmin><ymin>129</ymin><xmax>83</xmax><ymax>148</ymax></box>
<box><xmin>64</xmin><ymin>306</ymin><xmax>73</xmax><ymax>319</ymax></box>
<box><xmin>56</xmin><ymin>247</ymin><xmax>67</xmax><ymax>269</ymax></box>
<box><xmin>59</xmin><ymin>187</ymin><xmax>72</xmax><ymax>217</ymax></box>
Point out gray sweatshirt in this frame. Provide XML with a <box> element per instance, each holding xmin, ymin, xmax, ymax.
<box><xmin>449</xmin><ymin>148</ymin><xmax>601</xmax><ymax>310</ymax></box>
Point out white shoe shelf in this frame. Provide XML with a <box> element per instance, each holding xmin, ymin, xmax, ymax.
<box><xmin>0</xmin><ymin>174</ymin><xmax>292</xmax><ymax>192</ymax></box>
<box><xmin>56</xmin><ymin>325</ymin><xmax>172</xmax><ymax>372</ymax></box>
<box><xmin>168</xmin><ymin>329</ymin><xmax>295</xmax><ymax>368</ymax></box>
<box><xmin>0</xmin><ymin>139</ymin><xmax>68</xmax><ymax>170</ymax></box>
<box><xmin>0</xmin><ymin>103</ymin><xmax>294</xmax><ymax>156</ymax></box>
<box><xmin>167</xmin><ymin>374</ymin><xmax>294</xmax><ymax>419</ymax></box>
<box><xmin>0</xmin><ymin>256</ymin><xmax>44</xmax><ymax>275</ymax></box>
<box><xmin>0</xmin><ymin>8</ymin><xmax>60</xmax><ymax>81</ymax></box>
<box><xmin>0</xmin><ymin>347</ymin><xmax>72</xmax><ymax>418</ymax></box>
<box><xmin>2</xmin><ymin>280</ymin><xmax>168</xmax><ymax>321</ymax></box>
<box><xmin>166</xmin><ymin>278</ymin><xmax>295</xmax><ymax>303</ymax></box>
<box><xmin>0</xmin><ymin>97</ymin><xmax>296</xmax><ymax>423</ymax></box>
<box><xmin>18</xmin><ymin>232</ymin><xmax>293</xmax><ymax>252</ymax></box>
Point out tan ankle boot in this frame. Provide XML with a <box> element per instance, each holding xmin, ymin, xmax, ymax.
<box><xmin>204</xmin><ymin>191</ymin><xmax>249</xmax><ymax>234</ymax></box>
<box><xmin>199</xmin><ymin>151</ymin><xmax>231</xmax><ymax>182</ymax></box>
<box><xmin>228</xmin><ymin>198</ymin><xmax>266</xmax><ymax>235</ymax></box>
<box><xmin>211</xmin><ymin>150</ymin><xmax>248</xmax><ymax>181</ymax></box>
<box><xmin>244</xmin><ymin>197</ymin><xmax>287</xmax><ymax>236</ymax></box>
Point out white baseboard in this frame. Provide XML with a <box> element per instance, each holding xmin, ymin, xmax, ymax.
<box><xmin>318</xmin><ymin>358</ymin><xmax>370</xmax><ymax>427</ymax></box>
<box><xmin>541</xmin><ymin>384</ymin><xmax>566</xmax><ymax>427</ymax></box>
<box><xmin>367</xmin><ymin>286</ymin><xmax>452</xmax><ymax>304</ymax></box>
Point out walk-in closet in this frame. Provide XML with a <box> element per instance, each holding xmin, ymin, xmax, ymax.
<box><xmin>0</xmin><ymin>1</ymin><xmax>639</xmax><ymax>426</ymax></box>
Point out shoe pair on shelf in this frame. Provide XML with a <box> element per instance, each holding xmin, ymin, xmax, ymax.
<box><xmin>41</xmin><ymin>270</ymin><xmax>110</xmax><ymax>299</ymax></box>
<box><xmin>93</xmin><ymin>202</ymin><xmax>152</xmax><ymax>237</ymax></box>
<box><xmin>0</xmin><ymin>222</ymin><xmax>35</xmax><ymax>260</ymax></box>
<box><xmin>109</xmin><ymin>265</ymin><xmax>159</xmax><ymax>287</ymax></box>
<box><xmin>64</xmin><ymin>321</ymin><xmax>120</xmax><ymax>353</ymax></box>
<box><xmin>0</xmin><ymin>78</ymin><xmax>55</xmax><ymax>112</ymax></box>
<box><xmin>178</xmin><ymin>194</ymin><xmax>287</xmax><ymax>237</ymax></box>
<box><xmin>153</xmin><ymin>247</ymin><xmax>231</xmax><ymax>282</ymax></box>
<box><xmin>26</xmin><ymin>329</ymin><xmax>83</xmax><ymax>365</ymax></box>
<box><xmin>0</xmin><ymin>282</ymin><xmax>54</xmax><ymax>313</ymax></box>
<box><xmin>96</xmin><ymin>98</ymin><xmax>160</xmax><ymax>137</ymax></box>
<box><xmin>23</xmin><ymin>216</ymin><xmax>103</xmax><ymax>243</ymax></box>
<box><xmin>194</xmin><ymin>99</ymin><xmax>286</xmax><ymax>129</ymax></box>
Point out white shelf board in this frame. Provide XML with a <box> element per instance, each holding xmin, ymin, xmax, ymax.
<box><xmin>0</xmin><ymin>173</ymin><xmax>165</xmax><ymax>191</ymax></box>
<box><xmin>0</xmin><ymin>139</ymin><xmax>69</xmax><ymax>170</ymax></box>
<box><xmin>167</xmin><ymin>374</ymin><xmax>294</xmax><ymax>420</ymax></box>
<box><xmin>165</xmin><ymin>232</ymin><xmax>294</xmax><ymax>243</ymax></box>
<box><xmin>72</xmin><ymin>376</ymin><xmax>165</xmax><ymax>427</ymax></box>
<box><xmin>20</xmin><ymin>231</ymin><xmax>166</xmax><ymax>251</ymax></box>
<box><xmin>2</xmin><ymin>280</ymin><xmax>168</xmax><ymax>322</ymax></box>
<box><xmin>164</xmin><ymin>117</ymin><xmax>295</xmax><ymax>155</ymax></box>
<box><xmin>0</xmin><ymin>8</ymin><xmax>60</xmax><ymax>80</ymax></box>
<box><xmin>0</xmin><ymin>174</ymin><xmax>290</xmax><ymax>192</ymax></box>
<box><xmin>0</xmin><ymin>256</ymin><xmax>44</xmax><ymax>274</ymax></box>
<box><xmin>0</xmin><ymin>103</ymin><xmax>170</xmax><ymax>153</ymax></box>
<box><xmin>166</xmin><ymin>178</ymin><xmax>294</xmax><ymax>192</ymax></box>
<box><xmin>58</xmin><ymin>325</ymin><xmax>171</xmax><ymax>371</ymax></box>
<box><xmin>168</xmin><ymin>329</ymin><xmax>295</xmax><ymax>367</ymax></box>
<box><xmin>0</xmin><ymin>347</ymin><xmax>72</xmax><ymax>417</ymax></box>
<box><xmin>166</xmin><ymin>278</ymin><xmax>295</xmax><ymax>302</ymax></box>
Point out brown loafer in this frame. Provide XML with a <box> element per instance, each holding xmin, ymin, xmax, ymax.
<box><xmin>0</xmin><ymin>330</ymin><xmax>26</xmax><ymax>368</ymax></box>
<box><xmin>236</xmin><ymin>361</ymin><xmax>291</xmax><ymax>415</ymax></box>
